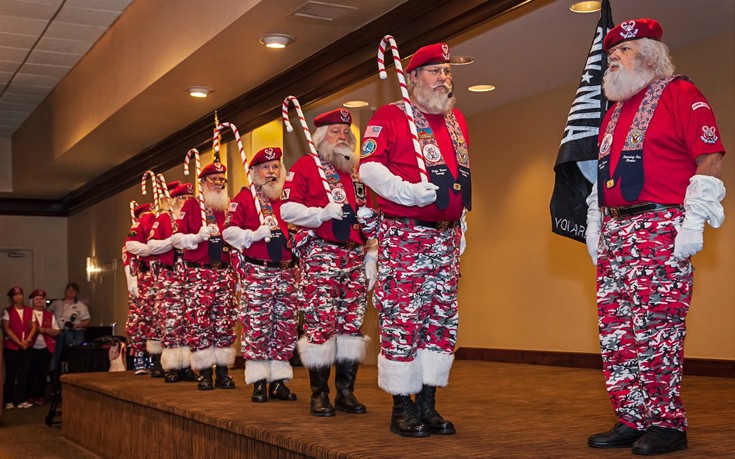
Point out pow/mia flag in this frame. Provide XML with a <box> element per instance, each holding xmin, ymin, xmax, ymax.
<box><xmin>549</xmin><ymin>0</ymin><xmax>613</xmax><ymax>242</ymax></box>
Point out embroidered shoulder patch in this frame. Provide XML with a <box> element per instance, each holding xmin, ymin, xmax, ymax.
<box><xmin>286</xmin><ymin>171</ymin><xmax>295</xmax><ymax>182</ymax></box>
<box><xmin>361</xmin><ymin>139</ymin><xmax>377</xmax><ymax>158</ymax></box>
<box><xmin>281</xmin><ymin>189</ymin><xmax>291</xmax><ymax>200</ymax></box>
<box><xmin>228</xmin><ymin>202</ymin><xmax>238</xmax><ymax>212</ymax></box>
<box><xmin>364</xmin><ymin>125</ymin><xmax>382</xmax><ymax>138</ymax></box>
<box><xmin>691</xmin><ymin>101</ymin><xmax>711</xmax><ymax>111</ymax></box>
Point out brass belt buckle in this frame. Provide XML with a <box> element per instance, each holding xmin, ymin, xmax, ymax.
<box><xmin>436</xmin><ymin>221</ymin><xmax>450</xmax><ymax>231</ymax></box>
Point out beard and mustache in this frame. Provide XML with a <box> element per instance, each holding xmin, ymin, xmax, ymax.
<box><xmin>318</xmin><ymin>140</ymin><xmax>358</xmax><ymax>173</ymax></box>
<box><xmin>252</xmin><ymin>171</ymin><xmax>286</xmax><ymax>201</ymax></box>
<box><xmin>202</xmin><ymin>185</ymin><xmax>229</xmax><ymax>212</ymax></box>
<box><xmin>412</xmin><ymin>78</ymin><xmax>456</xmax><ymax>114</ymax></box>
<box><xmin>603</xmin><ymin>58</ymin><xmax>656</xmax><ymax>102</ymax></box>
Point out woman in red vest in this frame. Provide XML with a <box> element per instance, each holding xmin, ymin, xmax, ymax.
<box><xmin>28</xmin><ymin>289</ymin><xmax>59</xmax><ymax>405</ymax></box>
<box><xmin>2</xmin><ymin>286</ymin><xmax>38</xmax><ymax>409</ymax></box>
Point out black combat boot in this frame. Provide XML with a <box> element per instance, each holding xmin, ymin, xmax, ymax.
<box><xmin>390</xmin><ymin>395</ymin><xmax>430</xmax><ymax>438</ymax></box>
<box><xmin>164</xmin><ymin>369</ymin><xmax>180</xmax><ymax>383</ymax></box>
<box><xmin>632</xmin><ymin>427</ymin><xmax>687</xmax><ymax>455</ymax></box>
<box><xmin>309</xmin><ymin>366</ymin><xmax>335</xmax><ymax>417</ymax></box>
<box><xmin>269</xmin><ymin>380</ymin><xmax>297</xmax><ymax>401</ymax></box>
<box><xmin>214</xmin><ymin>365</ymin><xmax>236</xmax><ymax>389</ymax></box>
<box><xmin>180</xmin><ymin>367</ymin><xmax>199</xmax><ymax>382</ymax></box>
<box><xmin>251</xmin><ymin>379</ymin><xmax>268</xmax><ymax>403</ymax></box>
<box><xmin>415</xmin><ymin>385</ymin><xmax>455</xmax><ymax>435</ymax></box>
<box><xmin>197</xmin><ymin>368</ymin><xmax>214</xmax><ymax>391</ymax></box>
<box><xmin>588</xmin><ymin>422</ymin><xmax>646</xmax><ymax>448</ymax></box>
<box><xmin>334</xmin><ymin>360</ymin><xmax>366</xmax><ymax>414</ymax></box>
<box><xmin>150</xmin><ymin>354</ymin><xmax>165</xmax><ymax>378</ymax></box>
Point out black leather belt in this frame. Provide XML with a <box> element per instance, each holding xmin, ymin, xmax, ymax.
<box><xmin>187</xmin><ymin>262</ymin><xmax>229</xmax><ymax>270</ymax></box>
<box><xmin>138</xmin><ymin>261</ymin><xmax>150</xmax><ymax>273</ymax></box>
<box><xmin>603</xmin><ymin>203</ymin><xmax>680</xmax><ymax>218</ymax></box>
<box><xmin>243</xmin><ymin>256</ymin><xmax>295</xmax><ymax>270</ymax></box>
<box><xmin>320</xmin><ymin>239</ymin><xmax>362</xmax><ymax>250</ymax></box>
<box><xmin>158</xmin><ymin>264</ymin><xmax>175</xmax><ymax>271</ymax></box>
<box><xmin>385</xmin><ymin>216</ymin><xmax>459</xmax><ymax>231</ymax></box>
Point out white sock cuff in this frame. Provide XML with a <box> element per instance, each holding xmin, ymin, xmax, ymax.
<box><xmin>244</xmin><ymin>360</ymin><xmax>271</xmax><ymax>384</ymax></box>
<box><xmin>270</xmin><ymin>360</ymin><xmax>294</xmax><ymax>381</ymax></box>
<box><xmin>298</xmin><ymin>336</ymin><xmax>336</xmax><ymax>369</ymax></box>
<box><xmin>180</xmin><ymin>346</ymin><xmax>192</xmax><ymax>369</ymax></box>
<box><xmin>215</xmin><ymin>346</ymin><xmax>236</xmax><ymax>367</ymax></box>
<box><xmin>336</xmin><ymin>334</ymin><xmax>370</xmax><ymax>363</ymax></box>
<box><xmin>417</xmin><ymin>349</ymin><xmax>454</xmax><ymax>387</ymax></box>
<box><xmin>190</xmin><ymin>347</ymin><xmax>216</xmax><ymax>370</ymax></box>
<box><xmin>160</xmin><ymin>347</ymin><xmax>181</xmax><ymax>371</ymax></box>
<box><xmin>377</xmin><ymin>354</ymin><xmax>422</xmax><ymax>395</ymax></box>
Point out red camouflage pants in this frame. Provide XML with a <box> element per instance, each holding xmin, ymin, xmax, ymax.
<box><xmin>184</xmin><ymin>266</ymin><xmax>236</xmax><ymax>351</ymax></box>
<box><xmin>597</xmin><ymin>207</ymin><xmax>691</xmax><ymax>431</ymax></box>
<box><xmin>300</xmin><ymin>238</ymin><xmax>367</xmax><ymax>345</ymax></box>
<box><xmin>237</xmin><ymin>262</ymin><xmax>299</xmax><ymax>360</ymax></box>
<box><xmin>125</xmin><ymin>293</ymin><xmax>146</xmax><ymax>355</ymax></box>
<box><xmin>158</xmin><ymin>266</ymin><xmax>188</xmax><ymax>348</ymax></box>
<box><xmin>126</xmin><ymin>269</ymin><xmax>156</xmax><ymax>355</ymax></box>
<box><xmin>374</xmin><ymin>218</ymin><xmax>460</xmax><ymax>361</ymax></box>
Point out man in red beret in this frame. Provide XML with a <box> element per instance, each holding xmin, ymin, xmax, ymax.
<box><xmin>172</xmin><ymin>160</ymin><xmax>237</xmax><ymax>390</ymax></box>
<box><xmin>223</xmin><ymin>147</ymin><xmax>300</xmax><ymax>404</ymax></box>
<box><xmin>147</xmin><ymin>183</ymin><xmax>199</xmax><ymax>383</ymax></box>
<box><xmin>586</xmin><ymin>18</ymin><xmax>725</xmax><ymax>455</ymax></box>
<box><xmin>281</xmin><ymin>108</ymin><xmax>376</xmax><ymax>417</ymax></box>
<box><xmin>3</xmin><ymin>286</ymin><xmax>37</xmax><ymax>409</ymax></box>
<box><xmin>125</xmin><ymin>200</ymin><xmax>158</xmax><ymax>375</ymax></box>
<box><xmin>358</xmin><ymin>42</ymin><xmax>470</xmax><ymax>437</ymax></box>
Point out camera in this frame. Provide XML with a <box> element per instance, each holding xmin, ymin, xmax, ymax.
<box><xmin>64</xmin><ymin>313</ymin><xmax>78</xmax><ymax>330</ymax></box>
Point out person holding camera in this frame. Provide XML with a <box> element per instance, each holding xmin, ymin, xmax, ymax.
<box><xmin>48</xmin><ymin>283</ymin><xmax>91</xmax><ymax>373</ymax></box>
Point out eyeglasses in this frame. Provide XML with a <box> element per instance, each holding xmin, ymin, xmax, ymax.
<box><xmin>419</xmin><ymin>67</ymin><xmax>452</xmax><ymax>77</ymax></box>
<box><xmin>205</xmin><ymin>177</ymin><xmax>228</xmax><ymax>185</ymax></box>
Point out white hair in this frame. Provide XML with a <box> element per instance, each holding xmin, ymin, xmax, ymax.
<box><xmin>637</xmin><ymin>38</ymin><xmax>675</xmax><ymax>78</ymax></box>
<box><xmin>312</xmin><ymin>124</ymin><xmax>356</xmax><ymax>148</ymax></box>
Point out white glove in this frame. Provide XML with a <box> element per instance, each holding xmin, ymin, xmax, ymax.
<box><xmin>360</xmin><ymin>161</ymin><xmax>438</xmax><ymax>207</ymax></box>
<box><xmin>194</xmin><ymin>225</ymin><xmax>211</xmax><ymax>243</ymax></box>
<box><xmin>674</xmin><ymin>175</ymin><xmax>726</xmax><ymax>260</ymax></box>
<box><xmin>584</xmin><ymin>182</ymin><xmax>601</xmax><ymax>266</ymax></box>
<box><xmin>125</xmin><ymin>240</ymin><xmax>151</xmax><ymax>258</ymax></box>
<box><xmin>252</xmin><ymin>224</ymin><xmax>272</xmax><ymax>242</ymax></box>
<box><xmin>459</xmin><ymin>233</ymin><xmax>466</xmax><ymax>256</ymax></box>
<box><xmin>364</xmin><ymin>239</ymin><xmax>378</xmax><ymax>291</ymax></box>
<box><xmin>223</xmin><ymin>225</ymin><xmax>273</xmax><ymax>251</ymax></box>
<box><xmin>171</xmin><ymin>232</ymin><xmax>199</xmax><ymax>251</ymax></box>
<box><xmin>147</xmin><ymin>237</ymin><xmax>172</xmax><ymax>255</ymax></box>
<box><xmin>318</xmin><ymin>202</ymin><xmax>344</xmax><ymax>222</ymax></box>
<box><xmin>281</xmin><ymin>202</ymin><xmax>328</xmax><ymax>228</ymax></box>
<box><xmin>124</xmin><ymin>265</ymin><xmax>138</xmax><ymax>298</ymax></box>
<box><xmin>459</xmin><ymin>209</ymin><xmax>468</xmax><ymax>256</ymax></box>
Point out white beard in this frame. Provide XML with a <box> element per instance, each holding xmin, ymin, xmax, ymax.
<box><xmin>318</xmin><ymin>141</ymin><xmax>358</xmax><ymax>174</ymax></box>
<box><xmin>202</xmin><ymin>187</ymin><xmax>229</xmax><ymax>212</ymax></box>
<box><xmin>603</xmin><ymin>61</ymin><xmax>656</xmax><ymax>102</ymax></box>
<box><xmin>254</xmin><ymin>174</ymin><xmax>285</xmax><ymax>201</ymax></box>
<box><xmin>412</xmin><ymin>80</ymin><xmax>456</xmax><ymax>114</ymax></box>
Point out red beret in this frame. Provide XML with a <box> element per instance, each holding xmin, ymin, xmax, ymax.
<box><xmin>7</xmin><ymin>286</ymin><xmax>23</xmax><ymax>297</ymax></box>
<box><xmin>406</xmin><ymin>43</ymin><xmax>451</xmax><ymax>73</ymax></box>
<box><xmin>604</xmin><ymin>18</ymin><xmax>663</xmax><ymax>53</ymax></box>
<box><xmin>199</xmin><ymin>162</ymin><xmax>227</xmax><ymax>178</ymax></box>
<box><xmin>29</xmin><ymin>289</ymin><xmax>46</xmax><ymax>299</ymax></box>
<box><xmin>313</xmin><ymin>109</ymin><xmax>352</xmax><ymax>128</ymax></box>
<box><xmin>250</xmin><ymin>147</ymin><xmax>283</xmax><ymax>168</ymax></box>
<box><xmin>133</xmin><ymin>202</ymin><xmax>153</xmax><ymax>217</ymax></box>
<box><xmin>166</xmin><ymin>180</ymin><xmax>181</xmax><ymax>191</ymax></box>
<box><xmin>170</xmin><ymin>183</ymin><xmax>194</xmax><ymax>198</ymax></box>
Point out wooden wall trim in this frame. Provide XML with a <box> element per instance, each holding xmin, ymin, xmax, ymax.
<box><xmin>455</xmin><ymin>347</ymin><xmax>735</xmax><ymax>378</ymax></box>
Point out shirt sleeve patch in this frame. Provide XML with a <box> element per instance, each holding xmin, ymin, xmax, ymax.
<box><xmin>286</xmin><ymin>171</ymin><xmax>295</xmax><ymax>182</ymax></box>
<box><xmin>691</xmin><ymin>101</ymin><xmax>711</xmax><ymax>111</ymax></box>
<box><xmin>364</xmin><ymin>125</ymin><xmax>382</xmax><ymax>138</ymax></box>
<box><xmin>361</xmin><ymin>139</ymin><xmax>378</xmax><ymax>158</ymax></box>
<box><xmin>281</xmin><ymin>188</ymin><xmax>291</xmax><ymax>200</ymax></box>
<box><xmin>228</xmin><ymin>202</ymin><xmax>238</xmax><ymax>212</ymax></box>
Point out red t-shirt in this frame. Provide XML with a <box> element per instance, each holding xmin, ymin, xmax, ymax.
<box><xmin>360</xmin><ymin>104</ymin><xmax>468</xmax><ymax>221</ymax></box>
<box><xmin>282</xmin><ymin>155</ymin><xmax>365</xmax><ymax>244</ymax></box>
<box><xmin>599</xmin><ymin>78</ymin><xmax>725</xmax><ymax>207</ymax></box>
<box><xmin>149</xmin><ymin>212</ymin><xmax>175</xmax><ymax>266</ymax></box>
<box><xmin>175</xmin><ymin>197</ymin><xmax>229</xmax><ymax>264</ymax></box>
<box><xmin>225</xmin><ymin>186</ymin><xmax>294</xmax><ymax>261</ymax></box>
<box><xmin>125</xmin><ymin>212</ymin><xmax>156</xmax><ymax>262</ymax></box>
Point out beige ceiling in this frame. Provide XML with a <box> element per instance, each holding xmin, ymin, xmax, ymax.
<box><xmin>2</xmin><ymin>0</ymin><xmax>733</xmax><ymax>204</ymax></box>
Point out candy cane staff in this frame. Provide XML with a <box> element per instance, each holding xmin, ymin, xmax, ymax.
<box><xmin>280</xmin><ymin>106</ymin><xmax>377</xmax><ymax>417</ymax></box>
<box><xmin>222</xmin><ymin>147</ymin><xmax>301</xmax><ymax>404</ymax></box>
<box><xmin>359</xmin><ymin>40</ymin><xmax>471</xmax><ymax>437</ymax></box>
<box><xmin>171</xmin><ymin>153</ymin><xmax>237</xmax><ymax>391</ymax></box>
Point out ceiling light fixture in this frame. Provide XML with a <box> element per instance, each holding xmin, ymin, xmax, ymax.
<box><xmin>188</xmin><ymin>86</ymin><xmax>212</xmax><ymax>98</ymax></box>
<box><xmin>450</xmin><ymin>55</ymin><xmax>475</xmax><ymax>65</ymax></box>
<box><xmin>343</xmin><ymin>100</ymin><xmax>369</xmax><ymax>108</ymax></box>
<box><xmin>468</xmin><ymin>85</ymin><xmax>496</xmax><ymax>93</ymax></box>
<box><xmin>569</xmin><ymin>1</ymin><xmax>601</xmax><ymax>13</ymax></box>
<box><xmin>259</xmin><ymin>34</ymin><xmax>295</xmax><ymax>49</ymax></box>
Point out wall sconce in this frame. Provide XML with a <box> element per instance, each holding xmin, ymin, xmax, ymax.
<box><xmin>258</xmin><ymin>34</ymin><xmax>295</xmax><ymax>49</ymax></box>
<box><xmin>86</xmin><ymin>256</ymin><xmax>101</xmax><ymax>282</ymax></box>
<box><xmin>188</xmin><ymin>86</ymin><xmax>213</xmax><ymax>98</ymax></box>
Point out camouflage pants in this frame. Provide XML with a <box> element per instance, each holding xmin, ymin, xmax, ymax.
<box><xmin>125</xmin><ymin>294</ymin><xmax>146</xmax><ymax>355</ymax></box>
<box><xmin>158</xmin><ymin>266</ymin><xmax>188</xmax><ymax>348</ymax></box>
<box><xmin>184</xmin><ymin>267</ymin><xmax>236</xmax><ymax>351</ymax></box>
<box><xmin>300</xmin><ymin>238</ymin><xmax>367</xmax><ymax>345</ymax></box>
<box><xmin>597</xmin><ymin>207</ymin><xmax>692</xmax><ymax>430</ymax></box>
<box><xmin>238</xmin><ymin>262</ymin><xmax>299</xmax><ymax>360</ymax></box>
<box><xmin>126</xmin><ymin>269</ymin><xmax>156</xmax><ymax>355</ymax></box>
<box><xmin>374</xmin><ymin>218</ymin><xmax>460</xmax><ymax>361</ymax></box>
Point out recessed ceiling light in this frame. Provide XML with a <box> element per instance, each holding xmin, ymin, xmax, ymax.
<box><xmin>570</xmin><ymin>1</ymin><xmax>601</xmax><ymax>13</ymax></box>
<box><xmin>468</xmin><ymin>85</ymin><xmax>496</xmax><ymax>93</ymax></box>
<box><xmin>187</xmin><ymin>86</ymin><xmax>212</xmax><ymax>98</ymax></box>
<box><xmin>343</xmin><ymin>100</ymin><xmax>369</xmax><ymax>108</ymax></box>
<box><xmin>258</xmin><ymin>34</ymin><xmax>295</xmax><ymax>49</ymax></box>
<box><xmin>450</xmin><ymin>55</ymin><xmax>475</xmax><ymax>65</ymax></box>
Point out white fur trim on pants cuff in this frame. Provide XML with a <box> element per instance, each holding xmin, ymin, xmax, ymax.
<box><xmin>215</xmin><ymin>346</ymin><xmax>236</xmax><ymax>367</ymax></box>
<box><xmin>146</xmin><ymin>340</ymin><xmax>163</xmax><ymax>355</ymax></box>
<box><xmin>417</xmin><ymin>349</ymin><xmax>454</xmax><ymax>387</ymax></box>
<box><xmin>270</xmin><ymin>360</ymin><xmax>293</xmax><ymax>381</ymax></box>
<box><xmin>298</xmin><ymin>336</ymin><xmax>336</xmax><ymax>369</ymax></box>
<box><xmin>160</xmin><ymin>347</ymin><xmax>182</xmax><ymax>371</ymax></box>
<box><xmin>180</xmin><ymin>346</ymin><xmax>192</xmax><ymax>369</ymax></box>
<box><xmin>244</xmin><ymin>360</ymin><xmax>270</xmax><ymax>384</ymax></box>
<box><xmin>377</xmin><ymin>354</ymin><xmax>422</xmax><ymax>395</ymax></box>
<box><xmin>190</xmin><ymin>347</ymin><xmax>216</xmax><ymax>370</ymax></box>
<box><xmin>336</xmin><ymin>334</ymin><xmax>369</xmax><ymax>363</ymax></box>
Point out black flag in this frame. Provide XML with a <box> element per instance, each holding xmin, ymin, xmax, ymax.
<box><xmin>549</xmin><ymin>0</ymin><xmax>613</xmax><ymax>242</ymax></box>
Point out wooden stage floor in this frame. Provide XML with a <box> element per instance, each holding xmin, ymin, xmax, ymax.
<box><xmin>61</xmin><ymin>361</ymin><xmax>735</xmax><ymax>458</ymax></box>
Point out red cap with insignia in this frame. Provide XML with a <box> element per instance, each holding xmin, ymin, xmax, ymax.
<box><xmin>166</xmin><ymin>180</ymin><xmax>181</xmax><ymax>192</ymax></box>
<box><xmin>405</xmin><ymin>43</ymin><xmax>451</xmax><ymax>73</ymax></box>
<box><xmin>170</xmin><ymin>183</ymin><xmax>195</xmax><ymax>198</ymax></box>
<box><xmin>7</xmin><ymin>286</ymin><xmax>23</xmax><ymax>297</ymax></box>
<box><xmin>313</xmin><ymin>109</ymin><xmax>352</xmax><ymax>128</ymax></box>
<box><xmin>29</xmin><ymin>289</ymin><xmax>46</xmax><ymax>299</ymax></box>
<box><xmin>199</xmin><ymin>162</ymin><xmax>227</xmax><ymax>178</ymax></box>
<box><xmin>603</xmin><ymin>18</ymin><xmax>663</xmax><ymax>53</ymax></box>
<box><xmin>250</xmin><ymin>147</ymin><xmax>283</xmax><ymax>168</ymax></box>
<box><xmin>133</xmin><ymin>202</ymin><xmax>153</xmax><ymax>217</ymax></box>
